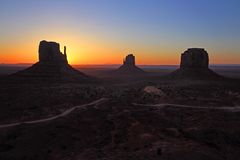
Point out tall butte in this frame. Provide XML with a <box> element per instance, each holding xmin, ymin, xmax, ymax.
<box><xmin>115</xmin><ymin>54</ymin><xmax>145</xmax><ymax>75</ymax></box>
<box><xmin>171</xmin><ymin>48</ymin><xmax>221</xmax><ymax>79</ymax></box>
<box><xmin>13</xmin><ymin>40</ymin><xmax>90</xmax><ymax>82</ymax></box>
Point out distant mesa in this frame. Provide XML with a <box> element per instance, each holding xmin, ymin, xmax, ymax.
<box><xmin>170</xmin><ymin>48</ymin><xmax>221</xmax><ymax>79</ymax></box>
<box><xmin>115</xmin><ymin>54</ymin><xmax>145</xmax><ymax>75</ymax></box>
<box><xmin>12</xmin><ymin>40</ymin><xmax>91</xmax><ymax>82</ymax></box>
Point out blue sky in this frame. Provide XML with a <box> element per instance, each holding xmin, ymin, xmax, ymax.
<box><xmin>1</xmin><ymin>0</ymin><xmax>240</xmax><ymax>64</ymax></box>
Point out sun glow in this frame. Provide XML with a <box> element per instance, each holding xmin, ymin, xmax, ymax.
<box><xmin>1</xmin><ymin>30</ymin><xmax>239</xmax><ymax>65</ymax></box>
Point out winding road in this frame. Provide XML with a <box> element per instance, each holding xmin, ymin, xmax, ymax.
<box><xmin>1</xmin><ymin>98</ymin><xmax>239</xmax><ymax>129</ymax></box>
<box><xmin>133</xmin><ymin>103</ymin><xmax>240</xmax><ymax>112</ymax></box>
<box><xmin>0</xmin><ymin>98</ymin><xmax>108</xmax><ymax>129</ymax></box>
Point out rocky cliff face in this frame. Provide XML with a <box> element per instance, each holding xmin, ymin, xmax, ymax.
<box><xmin>38</xmin><ymin>40</ymin><xmax>68</xmax><ymax>64</ymax></box>
<box><xmin>170</xmin><ymin>48</ymin><xmax>221</xmax><ymax>79</ymax></box>
<box><xmin>123</xmin><ymin>54</ymin><xmax>135</xmax><ymax>66</ymax></box>
<box><xmin>180</xmin><ymin>48</ymin><xmax>209</xmax><ymax>69</ymax></box>
<box><xmin>116</xmin><ymin>54</ymin><xmax>145</xmax><ymax>75</ymax></box>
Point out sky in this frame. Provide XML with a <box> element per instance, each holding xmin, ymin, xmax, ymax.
<box><xmin>0</xmin><ymin>0</ymin><xmax>240</xmax><ymax>65</ymax></box>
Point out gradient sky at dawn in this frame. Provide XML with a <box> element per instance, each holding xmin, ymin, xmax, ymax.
<box><xmin>0</xmin><ymin>0</ymin><xmax>240</xmax><ymax>65</ymax></box>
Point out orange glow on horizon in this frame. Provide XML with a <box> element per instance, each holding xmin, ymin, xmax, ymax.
<box><xmin>0</xmin><ymin>47</ymin><xmax>180</xmax><ymax>65</ymax></box>
<box><xmin>1</xmin><ymin>46</ymin><xmax>239</xmax><ymax>65</ymax></box>
<box><xmin>0</xmin><ymin>36</ymin><xmax>181</xmax><ymax>65</ymax></box>
<box><xmin>1</xmin><ymin>36</ymin><xmax>239</xmax><ymax>65</ymax></box>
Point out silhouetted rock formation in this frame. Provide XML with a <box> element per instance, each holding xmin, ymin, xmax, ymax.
<box><xmin>180</xmin><ymin>48</ymin><xmax>209</xmax><ymax>69</ymax></box>
<box><xmin>115</xmin><ymin>54</ymin><xmax>145</xmax><ymax>75</ymax></box>
<box><xmin>170</xmin><ymin>48</ymin><xmax>221</xmax><ymax>79</ymax></box>
<box><xmin>39</xmin><ymin>41</ymin><xmax>68</xmax><ymax>64</ymax></box>
<box><xmin>124</xmin><ymin>54</ymin><xmax>135</xmax><ymax>66</ymax></box>
<box><xmin>11</xmin><ymin>40</ymin><xmax>91</xmax><ymax>82</ymax></box>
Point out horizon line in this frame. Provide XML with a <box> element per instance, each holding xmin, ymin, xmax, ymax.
<box><xmin>1</xmin><ymin>63</ymin><xmax>240</xmax><ymax>66</ymax></box>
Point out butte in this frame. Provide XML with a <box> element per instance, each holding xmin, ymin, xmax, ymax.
<box><xmin>11</xmin><ymin>40</ymin><xmax>91</xmax><ymax>82</ymax></box>
<box><xmin>115</xmin><ymin>54</ymin><xmax>145</xmax><ymax>75</ymax></box>
<box><xmin>170</xmin><ymin>48</ymin><xmax>221</xmax><ymax>79</ymax></box>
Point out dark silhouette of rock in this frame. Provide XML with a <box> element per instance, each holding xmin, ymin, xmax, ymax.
<box><xmin>11</xmin><ymin>40</ymin><xmax>91</xmax><ymax>82</ymax></box>
<box><xmin>38</xmin><ymin>40</ymin><xmax>68</xmax><ymax>64</ymax></box>
<box><xmin>180</xmin><ymin>48</ymin><xmax>209</xmax><ymax>69</ymax></box>
<box><xmin>64</xmin><ymin>46</ymin><xmax>67</xmax><ymax>61</ymax></box>
<box><xmin>123</xmin><ymin>54</ymin><xmax>135</xmax><ymax>66</ymax></box>
<box><xmin>170</xmin><ymin>48</ymin><xmax>221</xmax><ymax>79</ymax></box>
<box><xmin>115</xmin><ymin>54</ymin><xmax>145</xmax><ymax>75</ymax></box>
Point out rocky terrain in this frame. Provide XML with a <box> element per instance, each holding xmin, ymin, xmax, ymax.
<box><xmin>0</xmin><ymin>77</ymin><xmax>240</xmax><ymax>160</ymax></box>
<box><xmin>0</xmin><ymin>47</ymin><xmax>240</xmax><ymax>160</ymax></box>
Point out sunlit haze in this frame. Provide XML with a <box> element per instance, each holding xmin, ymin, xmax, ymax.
<box><xmin>0</xmin><ymin>0</ymin><xmax>240</xmax><ymax>65</ymax></box>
